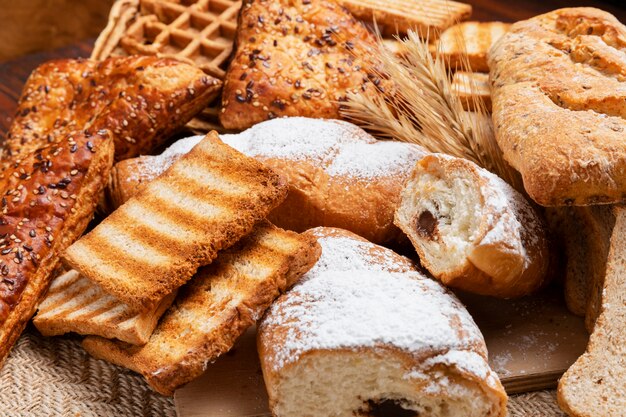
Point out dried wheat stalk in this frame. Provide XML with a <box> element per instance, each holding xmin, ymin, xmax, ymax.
<box><xmin>341</xmin><ymin>30</ymin><xmax>523</xmax><ymax>191</ymax></box>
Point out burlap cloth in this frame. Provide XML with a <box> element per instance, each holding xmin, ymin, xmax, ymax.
<box><xmin>0</xmin><ymin>327</ymin><xmax>566</xmax><ymax>417</ymax></box>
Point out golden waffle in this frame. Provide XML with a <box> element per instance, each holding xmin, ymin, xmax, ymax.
<box><xmin>92</xmin><ymin>0</ymin><xmax>241</xmax><ymax>132</ymax></box>
<box><xmin>337</xmin><ymin>0</ymin><xmax>472</xmax><ymax>38</ymax></box>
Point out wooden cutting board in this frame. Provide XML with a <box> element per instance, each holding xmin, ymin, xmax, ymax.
<box><xmin>175</xmin><ymin>284</ymin><xmax>589</xmax><ymax>417</ymax></box>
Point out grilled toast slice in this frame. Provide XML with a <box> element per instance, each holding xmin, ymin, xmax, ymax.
<box><xmin>63</xmin><ymin>132</ymin><xmax>288</xmax><ymax>313</ymax></box>
<box><xmin>33</xmin><ymin>269</ymin><xmax>176</xmax><ymax>345</ymax></box>
<box><xmin>435</xmin><ymin>21</ymin><xmax>510</xmax><ymax>72</ymax></box>
<box><xmin>451</xmin><ymin>71</ymin><xmax>491</xmax><ymax>112</ymax></box>
<box><xmin>82</xmin><ymin>222</ymin><xmax>321</xmax><ymax>395</ymax></box>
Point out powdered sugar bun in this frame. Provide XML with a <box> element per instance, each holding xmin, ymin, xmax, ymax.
<box><xmin>108</xmin><ymin>117</ymin><xmax>427</xmax><ymax>245</ymax></box>
<box><xmin>394</xmin><ymin>153</ymin><xmax>550</xmax><ymax>298</ymax></box>
<box><xmin>258</xmin><ymin>227</ymin><xmax>507</xmax><ymax>417</ymax></box>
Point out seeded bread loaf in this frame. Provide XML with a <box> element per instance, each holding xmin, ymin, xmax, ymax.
<box><xmin>489</xmin><ymin>8</ymin><xmax>626</xmax><ymax>206</ymax></box>
<box><xmin>394</xmin><ymin>154</ymin><xmax>550</xmax><ymax>298</ymax></box>
<box><xmin>107</xmin><ymin>118</ymin><xmax>426</xmax><ymax>246</ymax></box>
<box><xmin>258</xmin><ymin>227</ymin><xmax>507</xmax><ymax>417</ymax></box>
<box><xmin>0</xmin><ymin>131</ymin><xmax>114</xmax><ymax>368</ymax></box>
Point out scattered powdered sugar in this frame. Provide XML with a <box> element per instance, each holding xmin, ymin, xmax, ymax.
<box><xmin>262</xmin><ymin>233</ymin><xmax>488</xmax><ymax>378</ymax></box>
<box><xmin>159</xmin><ymin>117</ymin><xmax>426</xmax><ymax>180</ymax></box>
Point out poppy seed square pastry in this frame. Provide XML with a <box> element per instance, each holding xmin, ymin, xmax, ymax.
<box><xmin>220</xmin><ymin>0</ymin><xmax>389</xmax><ymax>130</ymax></box>
<box><xmin>258</xmin><ymin>227</ymin><xmax>507</xmax><ymax>417</ymax></box>
<box><xmin>489</xmin><ymin>8</ymin><xmax>626</xmax><ymax>206</ymax></box>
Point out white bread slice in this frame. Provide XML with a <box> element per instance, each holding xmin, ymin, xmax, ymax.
<box><xmin>64</xmin><ymin>132</ymin><xmax>288</xmax><ymax>313</ymax></box>
<box><xmin>258</xmin><ymin>227</ymin><xmax>507</xmax><ymax>417</ymax></box>
<box><xmin>82</xmin><ymin>222</ymin><xmax>321</xmax><ymax>395</ymax></box>
<box><xmin>557</xmin><ymin>206</ymin><xmax>626</xmax><ymax>416</ymax></box>
<box><xmin>33</xmin><ymin>270</ymin><xmax>176</xmax><ymax>345</ymax></box>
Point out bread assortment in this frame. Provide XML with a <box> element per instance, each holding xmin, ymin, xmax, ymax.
<box><xmin>107</xmin><ymin>117</ymin><xmax>426</xmax><ymax>245</ymax></box>
<box><xmin>1</xmin><ymin>1</ymin><xmax>625</xmax><ymax>416</ymax></box>
<box><xmin>489</xmin><ymin>8</ymin><xmax>626</xmax><ymax>206</ymax></box>
<box><xmin>394</xmin><ymin>154</ymin><xmax>550</xmax><ymax>298</ymax></box>
<box><xmin>258</xmin><ymin>227</ymin><xmax>507</xmax><ymax>417</ymax></box>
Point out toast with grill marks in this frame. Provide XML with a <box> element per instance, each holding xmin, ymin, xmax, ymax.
<box><xmin>82</xmin><ymin>222</ymin><xmax>321</xmax><ymax>395</ymax></box>
<box><xmin>63</xmin><ymin>132</ymin><xmax>288</xmax><ymax>313</ymax></box>
<box><xmin>33</xmin><ymin>269</ymin><xmax>176</xmax><ymax>345</ymax></box>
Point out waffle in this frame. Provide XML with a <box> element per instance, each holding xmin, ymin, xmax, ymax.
<box><xmin>92</xmin><ymin>0</ymin><xmax>241</xmax><ymax>132</ymax></box>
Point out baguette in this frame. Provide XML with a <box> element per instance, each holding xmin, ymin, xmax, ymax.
<box><xmin>557</xmin><ymin>206</ymin><xmax>626</xmax><ymax>417</ymax></box>
<box><xmin>64</xmin><ymin>131</ymin><xmax>288</xmax><ymax>313</ymax></box>
<box><xmin>4</xmin><ymin>56</ymin><xmax>221</xmax><ymax>163</ymax></box>
<box><xmin>0</xmin><ymin>130</ymin><xmax>114</xmax><ymax>368</ymax></box>
<box><xmin>33</xmin><ymin>269</ymin><xmax>176</xmax><ymax>345</ymax></box>
<box><xmin>82</xmin><ymin>222</ymin><xmax>321</xmax><ymax>395</ymax></box>
<box><xmin>107</xmin><ymin>118</ymin><xmax>426</xmax><ymax>245</ymax></box>
<box><xmin>258</xmin><ymin>227</ymin><xmax>507</xmax><ymax>417</ymax></box>
<box><xmin>394</xmin><ymin>154</ymin><xmax>550</xmax><ymax>298</ymax></box>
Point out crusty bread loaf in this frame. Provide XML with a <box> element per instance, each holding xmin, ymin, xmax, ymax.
<box><xmin>107</xmin><ymin>118</ymin><xmax>426</xmax><ymax>246</ymax></box>
<box><xmin>557</xmin><ymin>206</ymin><xmax>626</xmax><ymax>417</ymax></box>
<box><xmin>220</xmin><ymin>0</ymin><xmax>390</xmax><ymax>130</ymax></box>
<box><xmin>258</xmin><ymin>227</ymin><xmax>507</xmax><ymax>417</ymax></box>
<box><xmin>435</xmin><ymin>21</ymin><xmax>510</xmax><ymax>72</ymax></box>
<box><xmin>64</xmin><ymin>131</ymin><xmax>287</xmax><ymax>313</ymax></box>
<box><xmin>33</xmin><ymin>269</ymin><xmax>176</xmax><ymax>345</ymax></box>
<box><xmin>489</xmin><ymin>8</ymin><xmax>626</xmax><ymax>206</ymax></box>
<box><xmin>5</xmin><ymin>56</ymin><xmax>220</xmax><ymax>163</ymax></box>
<box><xmin>394</xmin><ymin>154</ymin><xmax>550</xmax><ymax>298</ymax></box>
<box><xmin>0</xmin><ymin>131</ymin><xmax>114</xmax><ymax>369</ymax></box>
<box><xmin>82</xmin><ymin>222</ymin><xmax>321</xmax><ymax>395</ymax></box>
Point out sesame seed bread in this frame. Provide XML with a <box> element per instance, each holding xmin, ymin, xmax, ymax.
<box><xmin>220</xmin><ymin>0</ymin><xmax>391</xmax><ymax>131</ymax></box>
<box><xmin>557</xmin><ymin>205</ymin><xmax>626</xmax><ymax>417</ymax></box>
<box><xmin>82</xmin><ymin>222</ymin><xmax>321</xmax><ymax>395</ymax></box>
<box><xmin>5</xmin><ymin>56</ymin><xmax>221</xmax><ymax>163</ymax></box>
<box><xmin>489</xmin><ymin>8</ymin><xmax>626</xmax><ymax>206</ymax></box>
<box><xmin>63</xmin><ymin>131</ymin><xmax>288</xmax><ymax>313</ymax></box>
<box><xmin>106</xmin><ymin>118</ymin><xmax>426</xmax><ymax>246</ymax></box>
<box><xmin>0</xmin><ymin>131</ymin><xmax>115</xmax><ymax>369</ymax></box>
<box><xmin>33</xmin><ymin>269</ymin><xmax>177</xmax><ymax>345</ymax></box>
<box><xmin>258</xmin><ymin>227</ymin><xmax>507</xmax><ymax>417</ymax></box>
<box><xmin>394</xmin><ymin>154</ymin><xmax>550</xmax><ymax>298</ymax></box>
<box><xmin>435</xmin><ymin>22</ymin><xmax>510</xmax><ymax>72</ymax></box>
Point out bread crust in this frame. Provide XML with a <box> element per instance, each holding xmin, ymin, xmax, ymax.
<box><xmin>395</xmin><ymin>154</ymin><xmax>550</xmax><ymax>298</ymax></box>
<box><xmin>82</xmin><ymin>222</ymin><xmax>321</xmax><ymax>395</ymax></box>
<box><xmin>220</xmin><ymin>0</ymin><xmax>390</xmax><ymax>130</ymax></box>
<box><xmin>5</xmin><ymin>56</ymin><xmax>221</xmax><ymax>163</ymax></box>
<box><xmin>489</xmin><ymin>7</ymin><xmax>626</xmax><ymax>206</ymax></box>
<box><xmin>0</xmin><ymin>131</ymin><xmax>114</xmax><ymax>368</ymax></box>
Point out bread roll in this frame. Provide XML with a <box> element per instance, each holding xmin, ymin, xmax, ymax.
<box><xmin>258</xmin><ymin>227</ymin><xmax>507</xmax><ymax>417</ymax></box>
<box><xmin>394</xmin><ymin>154</ymin><xmax>550</xmax><ymax>298</ymax></box>
<box><xmin>108</xmin><ymin>117</ymin><xmax>427</xmax><ymax>245</ymax></box>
